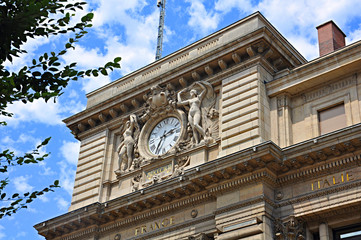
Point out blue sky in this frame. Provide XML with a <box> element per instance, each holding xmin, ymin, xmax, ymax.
<box><xmin>1</xmin><ymin>0</ymin><xmax>361</xmax><ymax>239</ymax></box>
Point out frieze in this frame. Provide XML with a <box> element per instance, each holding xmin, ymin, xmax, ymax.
<box><xmin>168</xmin><ymin>52</ymin><xmax>190</xmax><ymax>66</ymax></box>
<box><xmin>97</xmin><ymin>192</ymin><xmax>215</xmax><ymax>235</ymax></box>
<box><xmin>113</xmin><ymin>78</ymin><xmax>136</xmax><ymax>95</ymax></box>
<box><xmin>197</xmin><ymin>38</ymin><xmax>219</xmax><ymax>53</ymax></box>
<box><xmin>310</xmin><ymin>171</ymin><xmax>354</xmax><ymax>191</ymax></box>
<box><xmin>276</xmin><ymin>180</ymin><xmax>361</xmax><ymax>208</ymax></box>
<box><xmin>134</xmin><ymin>216</ymin><xmax>175</xmax><ymax>236</ymax></box>
<box><xmin>59</xmin><ymin>226</ymin><xmax>98</xmax><ymax>240</ymax></box>
<box><xmin>214</xmin><ymin>195</ymin><xmax>275</xmax><ymax>217</ymax></box>
<box><xmin>300</xmin><ymin>200</ymin><xmax>361</xmax><ymax>221</ymax></box>
<box><xmin>277</xmin><ymin>154</ymin><xmax>361</xmax><ymax>184</ymax></box>
<box><xmin>142</xmin><ymin>66</ymin><xmax>161</xmax><ymax>78</ymax></box>
<box><xmin>302</xmin><ymin>75</ymin><xmax>356</xmax><ymax>103</ymax></box>
<box><xmin>133</xmin><ymin>215</ymin><xmax>215</xmax><ymax>240</ymax></box>
<box><xmin>209</xmin><ymin>170</ymin><xmax>277</xmax><ymax>195</ymax></box>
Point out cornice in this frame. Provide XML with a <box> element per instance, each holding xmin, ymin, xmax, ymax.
<box><xmin>64</xmin><ymin>25</ymin><xmax>303</xmax><ymax>140</ymax></box>
<box><xmin>85</xmin><ymin>12</ymin><xmax>304</xmax><ymax>100</ymax></box>
<box><xmin>35</xmin><ymin>124</ymin><xmax>361</xmax><ymax>239</ymax></box>
<box><xmin>267</xmin><ymin>40</ymin><xmax>361</xmax><ymax>96</ymax></box>
<box><xmin>277</xmin><ymin>153</ymin><xmax>361</xmax><ymax>185</ymax></box>
<box><xmin>277</xmin><ymin>179</ymin><xmax>361</xmax><ymax>209</ymax></box>
<box><xmin>130</xmin><ymin>214</ymin><xmax>215</xmax><ymax>240</ymax></box>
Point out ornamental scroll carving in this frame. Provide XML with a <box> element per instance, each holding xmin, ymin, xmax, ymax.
<box><xmin>274</xmin><ymin>216</ymin><xmax>306</xmax><ymax>240</ymax></box>
<box><xmin>114</xmin><ymin>81</ymin><xmax>219</xmax><ymax>183</ymax></box>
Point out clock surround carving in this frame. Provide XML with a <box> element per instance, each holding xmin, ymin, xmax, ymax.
<box><xmin>114</xmin><ymin>81</ymin><xmax>219</xmax><ymax>188</ymax></box>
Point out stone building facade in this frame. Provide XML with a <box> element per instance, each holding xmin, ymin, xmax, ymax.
<box><xmin>35</xmin><ymin>12</ymin><xmax>361</xmax><ymax>240</ymax></box>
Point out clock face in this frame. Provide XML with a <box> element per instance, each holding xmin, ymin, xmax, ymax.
<box><xmin>148</xmin><ymin>117</ymin><xmax>181</xmax><ymax>155</ymax></box>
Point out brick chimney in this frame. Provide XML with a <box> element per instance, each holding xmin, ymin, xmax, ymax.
<box><xmin>316</xmin><ymin>20</ymin><xmax>346</xmax><ymax>56</ymax></box>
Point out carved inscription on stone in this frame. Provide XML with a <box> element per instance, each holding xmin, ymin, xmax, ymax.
<box><xmin>310</xmin><ymin>171</ymin><xmax>355</xmax><ymax>191</ymax></box>
<box><xmin>145</xmin><ymin>164</ymin><xmax>172</xmax><ymax>182</ymax></box>
<box><xmin>134</xmin><ymin>216</ymin><xmax>175</xmax><ymax>236</ymax></box>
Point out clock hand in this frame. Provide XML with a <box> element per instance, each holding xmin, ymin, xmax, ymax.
<box><xmin>155</xmin><ymin>137</ymin><xmax>163</xmax><ymax>154</ymax></box>
<box><xmin>164</xmin><ymin>128</ymin><xmax>176</xmax><ymax>137</ymax></box>
<box><xmin>155</xmin><ymin>130</ymin><xmax>166</xmax><ymax>154</ymax></box>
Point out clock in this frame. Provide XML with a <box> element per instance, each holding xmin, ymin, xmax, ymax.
<box><xmin>148</xmin><ymin>117</ymin><xmax>181</xmax><ymax>155</ymax></box>
<box><xmin>138</xmin><ymin>109</ymin><xmax>187</xmax><ymax>159</ymax></box>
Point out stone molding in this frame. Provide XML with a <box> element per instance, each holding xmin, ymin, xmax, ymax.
<box><xmin>276</xmin><ymin>180</ymin><xmax>361</xmax><ymax>208</ymax></box>
<box><xmin>132</xmin><ymin>215</ymin><xmax>215</xmax><ymax>240</ymax></box>
<box><xmin>214</xmin><ymin>195</ymin><xmax>275</xmax><ymax>216</ymax></box>
<box><xmin>209</xmin><ymin>170</ymin><xmax>277</xmax><ymax>195</ymax></box>
<box><xmin>35</xmin><ymin>125</ymin><xmax>361</xmax><ymax>239</ymax></box>
<box><xmin>277</xmin><ymin>153</ymin><xmax>361</xmax><ymax>184</ymax></box>
<box><xmin>301</xmin><ymin>74</ymin><xmax>356</xmax><ymax>103</ymax></box>
<box><xmin>65</xmin><ymin>26</ymin><xmax>299</xmax><ymax>140</ymax></box>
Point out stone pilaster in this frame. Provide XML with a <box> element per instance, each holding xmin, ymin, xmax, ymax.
<box><xmin>220</xmin><ymin>65</ymin><xmax>271</xmax><ymax>156</ymax></box>
<box><xmin>69</xmin><ymin>130</ymin><xmax>108</xmax><ymax>211</ymax></box>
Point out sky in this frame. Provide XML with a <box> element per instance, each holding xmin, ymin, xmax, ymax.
<box><xmin>1</xmin><ymin>0</ymin><xmax>361</xmax><ymax>239</ymax></box>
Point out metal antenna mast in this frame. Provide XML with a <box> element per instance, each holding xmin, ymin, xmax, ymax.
<box><xmin>155</xmin><ymin>0</ymin><xmax>166</xmax><ymax>60</ymax></box>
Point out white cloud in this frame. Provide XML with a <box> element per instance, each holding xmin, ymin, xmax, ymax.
<box><xmin>0</xmin><ymin>134</ymin><xmax>43</xmax><ymax>157</ymax></box>
<box><xmin>55</xmin><ymin>197</ymin><xmax>70</xmax><ymax>211</ymax></box>
<box><xmin>347</xmin><ymin>24</ymin><xmax>361</xmax><ymax>44</ymax></box>
<box><xmin>3</xmin><ymin>36</ymin><xmax>52</xmax><ymax>73</ymax></box>
<box><xmin>0</xmin><ymin>225</ymin><xmax>5</xmax><ymax>239</ymax></box>
<box><xmin>177</xmin><ymin>0</ymin><xmax>361</xmax><ymax>60</ymax></box>
<box><xmin>60</xmin><ymin>0</ymin><xmax>160</xmax><ymax>93</ymax></box>
<box><xmin>57</xmin><ymin>141</ymin><xmax>79</xmax><ymax>195</ymax></box>
<box><xmin>253</xmin><ymin>0</ymin><xmax>361</xmax><ymax>59</ymax></box>
<box><xmin>13</xmin><ymin>176</ymin><xmax>33</xmax><ymax>194</ymax></box>
<box><xmin>0</xmin><ymin>99</ymin><xmax>63</xmax><ymax>127</ymax></box>
<box><xmin>60</xmin><ymin>141</ymin><xmax>80</xmax><ymax>166</ymax></box>
<box><xmin>38</xmin><ymin>194</ymin><xmax>49</xmax><ymax>203</ymax></box>
<box><xmin>58</xmin><ymin>160</ymin><xmax>76</xmax><ymax>196</ymax></box>
<box><xmin>185</xmin><ymin>0</ymin><xmax>220</xmax><ymax>36</ymax></box>
<box><xmin>90</xmin><ymin>0</ymin><xmax>148</xmax><ymax>28</ymax></box>
<box><xmin>38</xmin><ymin>161</ymin><xmax>56</xmax><ymax>176</ymax></box>
<box><xmin>16</xmin><ymin>232</ymin><xmax>26</xmax><ymax>238</ymax></box>
<box><xmin>214</xmin><ymin>0</ymin><xmax>252</xmax><ymax>15</ymax></box>
<box><xmin>0</xmin><ymin>96</ymin><xmax>85</xmax><ymax>127</ymax></box>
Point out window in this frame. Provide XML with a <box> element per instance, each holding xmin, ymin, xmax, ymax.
<box><xmin>334</xmin><ymin>224</ymin><xmax>361</xmax><ymax>240</ymax></box>
<box><xmin>318</xmin><ymin>104</ymin><xmax>347</xmax><ymax>135</ymax></box>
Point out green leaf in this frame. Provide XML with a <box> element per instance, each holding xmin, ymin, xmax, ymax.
<box><xmin>101</xmin><ymin>69</ymin><xmax>108</xmax><ymax>75</ymax></box>
<box><xmin>32</xmin><ymin>71</ymin><xmax>41</xmax><ymax>77</ymax></box>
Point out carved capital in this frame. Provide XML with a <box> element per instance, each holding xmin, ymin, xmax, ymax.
<box><xmin>188</xmin><ymin>233</ymin><xmax>211</xmax><ymax>240</ymax></box>
<box><xmin>277</xmin><ymin>94</ymin><xmax>290</xmax><ymax>109</ymax></box>
<box><xmin>274</xmin><ymin>216</ymin><xmax>305</xmax><ymax>240</ymax></box>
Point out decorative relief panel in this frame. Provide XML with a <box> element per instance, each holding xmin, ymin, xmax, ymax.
<box><xmin>114</xmin><ymin>81</ymin><xmax>219</xmax><ymax>189</ymax></box>
<box><xmin>274</xmin><ymin>216</ymin><xmax>305</xmax><ymax>240</ymax></box>
<box><xmin>188</xmin><ymin>233</ymin><xmax>213</xmax><ymax>240</ymax></box>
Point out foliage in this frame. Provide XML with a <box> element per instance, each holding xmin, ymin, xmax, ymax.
<box><xmin>0</xmin><ymin>0</ymin><xmax>121</xmax><ymax>218</ymax></box>
<box><xmin>0</xmin><ymin>138</ymin><xmax>60</xmax><ymax>219</ymax></box>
